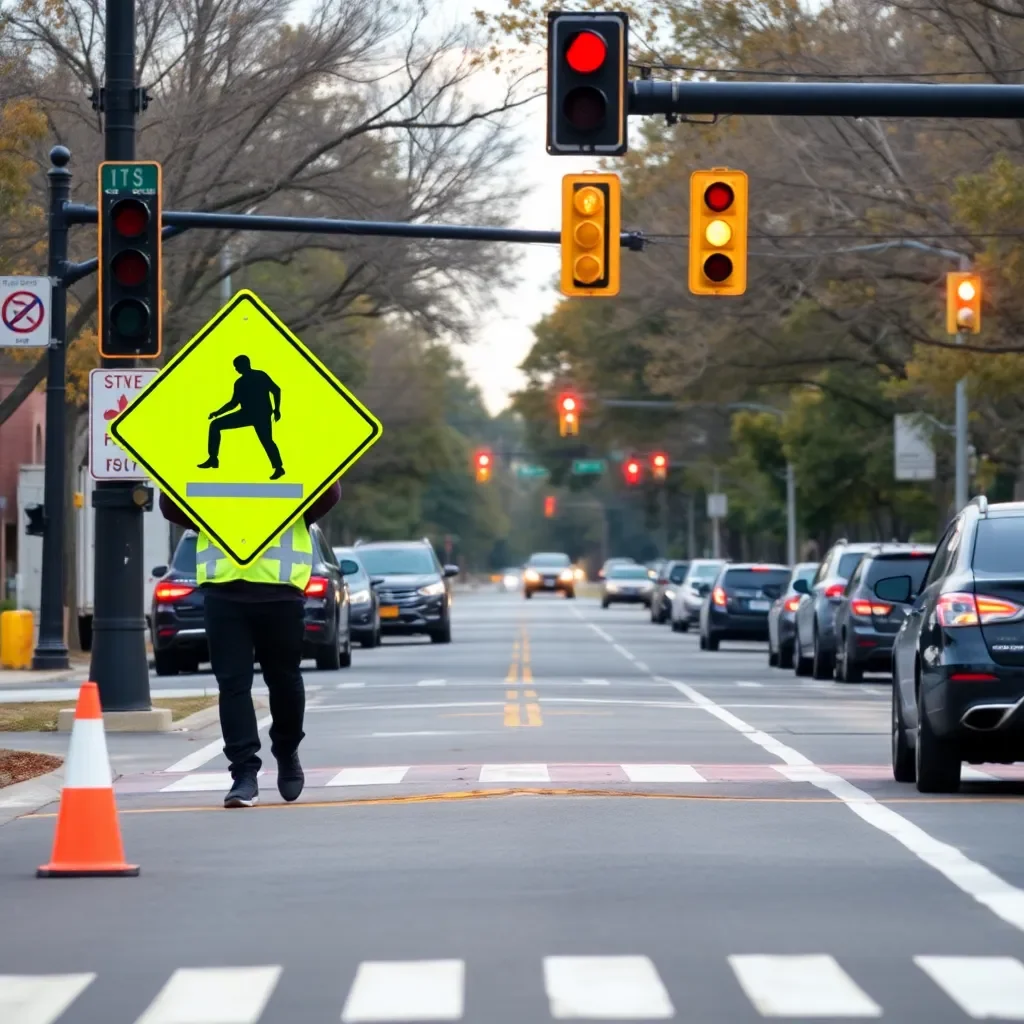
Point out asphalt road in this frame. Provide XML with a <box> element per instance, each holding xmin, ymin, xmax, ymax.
<box><xmin>5</xmin><ymin>590</ymin><xmax>1024</xmax><ymax>1023</ymax></box>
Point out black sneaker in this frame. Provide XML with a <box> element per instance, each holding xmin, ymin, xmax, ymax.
<box><xmin>224</xmin><ymin>773</ymin><xmax>259</xmax><ymax>808</ymax></box>
<box><xmin>276</xmin><ymin>752</ymin><xmax>304</xmax><ymax>802</ymax></box>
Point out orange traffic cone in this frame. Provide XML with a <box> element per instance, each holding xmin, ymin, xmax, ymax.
<box><xmin>37</xmin><ymin>682</ymin><xmax>139</xmax><ymax>878</ymax></box>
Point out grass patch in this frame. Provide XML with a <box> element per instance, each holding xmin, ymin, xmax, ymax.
<box><xmin>0</xmin><ymin>695</ymin><xmax>218</xmax><ymax>732</ymax></box>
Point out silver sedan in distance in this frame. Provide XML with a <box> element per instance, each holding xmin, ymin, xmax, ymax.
<box><xmin>601</xmin><ymin>564</ymin><xmax>655</xmax><ymax>609</ymax></box>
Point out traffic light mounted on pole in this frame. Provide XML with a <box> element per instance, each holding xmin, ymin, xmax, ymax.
<box><xmin>561</xmin><ymin>173</ymin><xmax>621</xmax><ymax>297</ymax></box>
<box><xmin>651</xmin><ymin>452</ymin><xmax>668</xmax><ymax>481</ymax></box>
<box><xmin>547</xmin><ymin>11</ymin><xmax>628</xmax><ymax>156</ymax></box>
<box><xmin>689</xmin><ymin>168</ymin><xmax>748</xmax><ymax>296</ymax></box>
<box><xmin>947</xmin><ymin>272</ymin><xmax>982</xmax><ymax>334</ymax></box>
<box><xmin>544</xmin><ymin>495</ymin><xmax>557</xmax><ymax>518</ymax></box>
<box><xmin>559</xmin><ymin>392</ymin><xmax>580</xmax><ymax>436</ymax></box>
<box><xmin>98</xmin><ymin>161</ymin><xmax>162</xmax><ymax>359</ymax></box>
<box><xmin>624</xmin><ymin>457</ymin><xmax>641</xmax><ymax>486</ymax></box>
<box><xmin>475</xmin><ymin>449</ymin><xmax>492</xmax><ymax>483</ymax></box>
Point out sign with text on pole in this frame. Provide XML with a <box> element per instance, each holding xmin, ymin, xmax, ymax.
<box><xmin>0</xmin><ymin>277</ymin><xmax>51</xmax><ymax>348</ymax></box>
<box><xmin>108</xmin><ymin>290</ymin><xmax>382</xmax><ymax>566</ymax></box>
<box><xmin>707</xmin><ymin>493</ymin><xmax>728</xmax><ymax>519</ymax></box>
<box><xmin>89</xmin><ymin>369</ymin><xmax>159</xmax><ymax>479</ymax></box>
<box><xmin>894</xmin><ymin>415</ymin><xmax>936</xmax><ymax>482</ymax></box>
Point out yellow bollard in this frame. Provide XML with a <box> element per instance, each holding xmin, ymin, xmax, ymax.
<box><xmin>0</xmin><ymin>609</ymin><xmax>34</xmax><ymax>669</ymax></box>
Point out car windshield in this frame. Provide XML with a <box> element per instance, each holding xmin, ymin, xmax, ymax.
<box><xmin>609</xmin><ymin>566</ymin><xmax>650</xmax><ymax>579</ymax></box>
<box><xmin>690</xmin><ymin>563</ymin><xmax>723</xmax><ymax>581</ymax></box>
<box><xmin>724</xmin><ymin>568</ymin><xmax>790</xmax><ymax>589</ymax></box>
<box><xmin>530</xmin><ymin>553</ymin><xmax>571</xmax><ymax>567</ymax></box>
<box><xmin>356</xmin><ymin>547</ymin><xmax>437</xmax><ymax>575</ymax></box>
<box><xmin>973</xmin><ymin>518</ymin><xmax>1024</xmax><ymax>573</ymax></box>
<box><xmin>837</xmin><ymin>552</ymin><xmax>864</xmax><ymax>579</ymax></box>
<box><xmin>172</xmin><ymin>534</ymin><xmax>198</xmax><ymax>575</ymax></box>
<box><xmin>865</xmin><ymin>555</ymin><xmax>932</xmax><ymax>590</ymax></box>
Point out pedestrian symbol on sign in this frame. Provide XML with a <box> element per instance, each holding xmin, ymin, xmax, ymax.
<box><xmin>199</xmin><ymin>355</ymin><xmax>285</xmax><ymax>479</ymax></box>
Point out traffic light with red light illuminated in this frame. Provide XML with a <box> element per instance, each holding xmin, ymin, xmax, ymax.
<box><xmin>624</xmin><ymin>457</ymin><xmax>641</xmax><ymax>486</ymax></box>
<box><xmin>544</xmin><ymin>495</ymin><xmax>557</xmax><ymax>518</ymax></box>
<box><xmin>651</xmin><ymin>452</ymin><xmax>668</xmax><ymax>481</ymax></box>
<box><xmin>947</xmin><ymin>272</ymin><xmax>982</xmax><ymax>334</ymax></box>
<box><xmin>689</xmin><ymin>168</ymin><xmax>748</xmax><ymax>296</ymax></box>
<box><xmin>98</xmin><ymin>161</ymin><xmax>163</xmax><ymax>359</ymax></box>
<box><xmin>559</xmin><ymin>392</ymin><xmax>580</xmax><ymax>436</ymax></box>
<box><xmin>561</xmin><ymin>173</ymin><xmax>621</xmax><ymax>297</ymax></box>
<box><xmin>475</xmin><ymin>449</ymin><xmax>492</xmax><ymax>484</ymax></box>
<box><xmin>547</xmin><ymin>11</ymin><xmax>628</xmax><ymax>156</ymax></box>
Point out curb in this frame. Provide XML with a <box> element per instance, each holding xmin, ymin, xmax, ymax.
<box><xmin>0</xmin><ymin>765</ymin><xmax>64</xmax><ymax>826</ymax></box>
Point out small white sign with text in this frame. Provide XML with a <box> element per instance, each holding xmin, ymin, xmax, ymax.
<box><xmin>89</xmin><ymin>369</ymin><xmax>158</xmax><ymax>479</ymax></box>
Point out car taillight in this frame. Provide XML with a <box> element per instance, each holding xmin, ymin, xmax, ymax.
<box><xmin>154</xmin><ymin>581</ymin><xmax>194</xmax><ymax>603</ymax></box>
<box><xmin>851</xmin><ymin>599</ymin><xmax>892</xmax><ymax>618</ymax></box>
<box><xmin>712</xmin><ymin>586</ymin><xmax>727</xmax><ymax>606</ymax></box>
<box><xmin>949</xmin><ymin>672</ymin><xmax>999</xmax><ymax>682</ymax></box>
<box><xmin>936</xmin><ymin>591</ymin><xmax>1023</xmax><ymax>627</ymax></box>
<box><xmin>751</xmin><ymin>565</ymin><xmax>772</xmax><ymax>572</ymax></box>
<box><xmin>784</xmin><ymin>596</ymin><xmax>801</xmax><ymax>613</ymax></box>
<box><xmin>304</xmin><ymin>576</ymin><xmax>329</xmax><ymax>597</ymax></box>
<box><xmin>824</xmin><ymin>582</ymin><xmax>846</xmax><ymax>599</ymax></box>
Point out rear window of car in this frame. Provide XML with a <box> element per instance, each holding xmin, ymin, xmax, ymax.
<box><xmin>864</xmin><ymin>555</ymin><xmax>932</xmax><ymax>589</ymax></box>
<box><xmin>723</xmin><ymin>569</ymin><xmax>790</xmax><ymax>589</ymax></box>
<box><xmin>172</xmin><ymin>534</ymin><xmax>197</xmax><ymax>574</ymax></box>
<box><xmin>690</xmin><ymin>563</ymin><xmax>724</xmax><ymax>580</ymax></box>
<box><xmin>610</xmin><ymin>566</ymin><xmax>650</xmax><ymax>579</ymax></box>
<box><xmin>530</xmin><ymin>553</ymin><xmax>571</xmax><ymax>567</ymax></box>
<box><xmin>837</xmin><ymin>552</ymin><xmax>864</xmax><ymax>579</ymax></box>
<box><xmin>973</xmin><ymin>518</ymin><xmax>1024</xmax><ymax>574</ymax></box>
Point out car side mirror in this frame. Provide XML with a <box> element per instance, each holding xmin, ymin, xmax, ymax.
<box><xmin>874</xmin><ymin>574</ymin><xmax>913</xmax><ymax>604</ymax></box>
<box><xmin>696</xmin><ymin>582</ymin><xmax>711</xmax><ymax>597</ymax></box>
<box><xmin>443</xmin><ymin>565</ymin><xmax>460</xmax><ymax>578</ymax></box>
<box><xmin>151</xmin><ymin>565</ymin><xmax>168</xmax><ymax>578</ymax></box>
<box><xmin>792</xmin><ymin>578</ymin><xmax>810</xmax><ymax>595</ymax></box>
<box><xmin>339</xmin><ymin>559</ymin><xmax>360</xmax><ymax>576</ymax></box>
<box><xmin>369</xmin><ymin>576</ymin><xmax>385</xmax><ymax>587</ymax></box>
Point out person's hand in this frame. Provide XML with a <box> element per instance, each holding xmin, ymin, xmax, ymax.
<box><xmin>208</xmin><ymin>411</ymin><xmax>217</xmax><ymax>420</ymax></box>
<box><xmin>273</xmin><ymin>409</ymin><xmax>281</xmax><ymax>422</ymax></box>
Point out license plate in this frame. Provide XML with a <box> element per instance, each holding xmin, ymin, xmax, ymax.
<box><xmin>380</xmin><ymin>605</ymin><xmax>399</xmax><ymax>619</ymax></box>
<box><xmin>544</xmin><ymin>580</ymin><xmax>555</xmax><ymax>588</ymax></box>
<box><xmin>749</xmin><ymin>600</ymin><xmax>770</xmax><ymax>612</ymax></box>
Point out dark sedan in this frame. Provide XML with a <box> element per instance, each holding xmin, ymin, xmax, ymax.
<box><xmin>699</xmin><ymin>563</ymin><xmax>790</xmax><ymax>651</ymax></box>
<box><xmin>150</xmin><ymin>524</ymin><xmax>352</xmax><ymax>675</ymax></box>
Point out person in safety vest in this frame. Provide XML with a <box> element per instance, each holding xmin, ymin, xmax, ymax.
<box><xmin>159</xmin><ymin>480</ymin><xmax>341</xmax><ymax>807</ymax></box>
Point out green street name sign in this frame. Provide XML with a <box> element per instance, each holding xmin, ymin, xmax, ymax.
<box><xmin>572</xmin><ymin>459</ymin><xmax>607</xmax><ymax>475</ymax></box>
<box><xmin>100</xmin><ymin>161</ymin><xmax>160</xmax><ymax>195</ymax></box>
<box><xmin>515</xmin><ymin>463</ymin><xmax>549</xmax><ymax>479</ymax></box>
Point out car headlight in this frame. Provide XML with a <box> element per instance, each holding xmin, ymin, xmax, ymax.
<box><xmin>524</xmin><ymin>569</ymin><xmax>540</xmax><ymax>582</ymax></box>
<box><xmin>503</xmin><ymin>574</ymin><xmax>519</xmax><ymax>588</ymax></box>
<box><xmin>665</xmin><ymin>588</ymin><xmax>676</xmax><ymax>600</ymax></box>
<box><xmin>418</xmin><ymin>580</ymin><xmax>445</xmax><ymax>596</ymax></box>
<box><xmin>558</xmin><ymin>569</ymin><xmax>574</xmax><ymax>582</ymax></box>
<box><xmin>606</xmin><ymin>583</ymin><xmax>619</xmax><ymax>592</ymax></box>
<box><xmin>349</xmin><ymin>588</ymin><xmax>371</xmax><ymax>606</ymax></box>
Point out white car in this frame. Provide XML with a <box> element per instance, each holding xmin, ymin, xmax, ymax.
<box><xmin>670</xmin><ymin>559</ymin><xmax>728</xmax><ymax>632</ymax></box>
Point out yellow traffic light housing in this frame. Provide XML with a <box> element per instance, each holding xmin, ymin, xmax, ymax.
<box><xmin>689</xmin><ymin>168</ymin><xmax>748</xmax><ymax>296</ymax></box>
<box><xmin>947</xmin><ymin>272</ymin><xmax>981</xmax><ymax>334</ymax></box>
<box><xmin>561</xmin><ymin>173</ymin><xmax>621</xmax><ymax>297</ymax></box>
<box><xmin>475</xmin><ymin>449</ymin><xmax>492</xmax><ymax>484</ymax></box>
<box><xmin>558</xmin><ymin>392</ymin><xmax>580</xmax><ymax>436</ymax></box>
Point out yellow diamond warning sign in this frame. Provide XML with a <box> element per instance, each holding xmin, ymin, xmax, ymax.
<box><xmin>109</xmin><ymin>290</ymin><xmax>382</xmax><ymax>566</ymax></box>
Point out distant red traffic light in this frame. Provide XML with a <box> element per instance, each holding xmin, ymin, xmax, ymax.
<box><xmin>624</xmin><ymin>459</ymin><xmax>641</xmax><ymax>485</ymax></box>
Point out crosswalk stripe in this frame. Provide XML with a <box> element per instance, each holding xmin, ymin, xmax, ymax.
<box><xmin>621</xmin><ymin>764</ymin><xmax>706</xmax><ymax>783</ymax></box>
<box><xmin>581</xmin><ymin>678</ymin><xmax>610</xmax><ymax>685</ymax></box>
<box><xmin>417</xmin><ymin>679</ymin><xmax>447</xmax><ymax>687</ymax></box>
<box><xmin>337</xmin><ymin>682</ymin><xmax>366</xmax><ymax>689</ymax></box>
<box><xmin>341</xmin><ymin>960</ymin><xmax>465</xmax><ymax>1022</ymax></box>
<box><xmin>543</xmin><ymin>956</ymin><xmax>674</xmax><ymax>1019</ymax></box>
<box><xmin>160</xmin><ymin>771</ymin><xmax>265</xmax><ymax>793</ymax></box>
<box><xmin>327</xmin><ymin>766</ymin><xmax>410</xmax><ymax>786</ymax></box>
<box><xmin>728</xmin><ymin>955</ymin><xmax>882</xmax><ymax>1017</ymax></box>
<box><xmin>915</xmin><ymin>955</ymin><xmax>1024</xmax><ymax>1019</ymax></box>
<box><xmin>134</xmin><ymin>966</ymin><xmax>281</xmax><ymax>1024</ymax></box>
<box><xmin>0</xmin><ymin>974</ymin><xmax>95</xmax><ymax>1024</ymax></box>
<box><xmin>479</xmin><ymin>763</ymin><xmax>550</xmax><ymax>782</ymax></box>
<box><xmin>961</xmin><ymin>766</ymin><xmax>999</xmax><ymax>781</ymax></box>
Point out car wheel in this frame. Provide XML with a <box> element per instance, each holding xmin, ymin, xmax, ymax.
<box><xmin>601</xmin><ymin>599</ymin><xmax>610</xmax><ymax>609</ymax></box>
<box><xmin>706</xmin><ymin>633</ymin><xmax>720</xmax><ymax>652</ymax></box>
<box><xmin>892</xmin><ymin>678</ymin><xmax>915</xmax><ymax>783</ymax></box>
<box><xmin>524</xmin><ymin>591</ymin><xmax>533</xmax><ymax>600</ymax></box>
<box><xmin>565</xmin><ymin>589</ymin><xmax>576</xmax><ymax>600</ymax></box>
<box><xmin>154</xmin><ymin>649</ymin><xmax>180</xmax><ymax>677</ymax></box>
<box><xmin>768</xmin><ymin>647</ymin><xmax>779</xmax><ymax>668</ymax></box>
<box><xmin>794</xmin><ymin>633</ymin><xmax>812</xmax><ymax>677</ymax></box>
<box><xmin>916</xmin><ymin>683</ymin><xmax>961</xmax><ymax>793</ymax></box>
<box><xmin>339</xmin><ymin>632</ymin><xmax>352</xmax><ymax>668</ymax></box>
<box><xmin>670</xmin><ymin>618</ymin><xmax>682</xmax><ymax>632</ymax></box>
<box><xmin>678</xmin><ymin>620</ymin><xmax>690</xmax><ymax>633</ymax></box>
<box><xmin>812</xmin><ymin>629</ymin><xmax>834</xmax><ymax>680</ymax></box>
<box><xmin>699</xmin><ymin>632</ymin><xmax>707</xmax><ymax>650</ymax></box>
<box><xmin>430</xmin><ymin>620</ymin><xmax>452</xmax><ymax>644</ymax></box>
<box><xmin>778</xmin><ymin>640</ymin><xmax>794</xmax><ymax>670</ymax></box>
<box><xmin>836</xmin><ymin>634</ymin><xmax>864</xmax><ymax>683</ymax></box>
<box><xmin>316</xmin><ymin>613</ymin><xmax>343</xmax><ymax>671</ymax></box>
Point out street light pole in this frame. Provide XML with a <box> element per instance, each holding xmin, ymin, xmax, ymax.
<box><xmin>711</xmin><ymin>466</ymin><xmax>721</xmax><ymax>559</ymax></box>
<box><xmin>786</xmin><ymin>462</ymin><xmax>797</xmax><ymax>565</ymax></box>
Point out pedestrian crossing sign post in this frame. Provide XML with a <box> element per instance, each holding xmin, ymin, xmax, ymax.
<box><xmin>108</xmin><ymin>289</ymin><xmax>382</xmax><ymax>566</ymax></box>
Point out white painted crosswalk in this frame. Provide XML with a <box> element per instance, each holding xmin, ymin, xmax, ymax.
<box><xmin>7</xmin><ymin>954</ymin><xmax>1024</xmax><ymax>1022</ymax></box>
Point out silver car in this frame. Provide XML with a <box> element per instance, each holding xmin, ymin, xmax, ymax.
<box><xmin>670</xmin><ymin>559</ymin><xmax>727</xmax><ymax>631</ymax></box>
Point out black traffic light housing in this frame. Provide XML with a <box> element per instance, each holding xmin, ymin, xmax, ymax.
<box><xmin>98</xmin><ymin>161</ymin><xmax>163</xmax><ymax>359</ymax></box>
<box><xmin>547</xmin><ymin>11</ymin><xmax>628</xmax><ymax>156</ymax></box>
<box><xmin>25</xmin><ymin>504</ymin><xmax>45</xmax><ymax>537</ymax></box>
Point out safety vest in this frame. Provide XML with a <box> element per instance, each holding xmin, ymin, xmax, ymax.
<box><xmin>195</xmin><ymin>520</ymin><xmax>314</xmax><ymax>591</ymax></box>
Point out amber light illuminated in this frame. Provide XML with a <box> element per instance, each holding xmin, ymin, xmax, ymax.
<box><xmin>712</xmin><ymin>586</ymin><xmax>727</xmax><ymax>607</ymax></box>
<box><xmin>936</xmin><ymin>591</ymin><xmax>1022</xmax><ymax>627</ymax></box>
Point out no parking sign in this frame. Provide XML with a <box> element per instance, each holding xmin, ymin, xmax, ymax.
<box><xmin>0</xmin><ymin>277</ymin><xmax>51</xmax><ymax>348</ymax></box>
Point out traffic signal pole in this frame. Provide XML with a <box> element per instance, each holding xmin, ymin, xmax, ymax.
<box><xmin>89</xmin><ymin>0</ymin><xmax>153</xmax><ymax>709</ymax></box>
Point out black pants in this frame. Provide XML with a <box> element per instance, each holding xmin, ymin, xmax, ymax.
<box><xmin>208</xmin><ymin>411</ymin><xmax>282</xmax><ymax>470</ymax></box>
<box><xmin>204</xmin><ymin>591</ymin><xmax>305</xmax><ymax>775</ymax></box>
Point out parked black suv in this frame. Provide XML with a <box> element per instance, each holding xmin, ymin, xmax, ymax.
<box><xmin>699</xmin><ymin>563</ymin><xmax>790</xmax><ymax>651</ymax></box>
<box><xmin>151</xmin><ymin>524</ymin><xmax>352</xmax><ymax>675</ymax></box>
<box><xmin>887</xmin><ymin>497</ymin><xmax>1024</xmax><ymax>792</ymax></box>
<box><xmin>354</xmin><ymin>539</ymin><xmax>457</xmax><ymax>643</ymax></box>
<box><xmin>830</xmin><ymin>544</ymin><xmax>935</xmax><ymax>682</ymax></box>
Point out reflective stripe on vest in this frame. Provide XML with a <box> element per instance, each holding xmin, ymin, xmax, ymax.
<box><xmin>195</xmin><ymin>520</ymin><xmax>314</xmax><ymax>591</ymax></box>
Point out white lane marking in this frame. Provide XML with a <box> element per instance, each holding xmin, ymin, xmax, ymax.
<box><xmin>961</xmin><ymin>766</ymin><xmax>999</xmax><ymax>781</ymax></box>
<box><xmin>663</xmin><ymin>678</ymin><xmax>1024</xmax><ymax>934</ymax></box>
<box><xmin>862</xmin><ymin>686</ymin><xmax>887</xmax><ymax>695</ymax></box>
<box><xmin>134</xmin><ymin>966</ymin><xmax>281</xmax><ymax>1024</ymax></box>
<box><xmin>338</xmin><ymin>682</ymin><xmax>366</xmax><ymax>689</ymax></box>
<box><xmin>417</xmin><ymin>679</ymin><xmax>447</xmax><ymax>687</ymax></box>
<box><xmin>588</xmin><ymin>623</ymin><xmax>616</xmax><ymax>643</ymax></box>
<box><xmin>729</xmin><ymin>955</ymin><xmax>881</xmax><ymax>1017</ymax></box>
<box><xmin>915</xmin><ymin>955</ymin><xmax>1024</xmax><ymax>1019</ymax></box>
<box><xmin>160</xmin><ymin>770</ymin><xmax>265</xmax><ymax>793</ymax></box>
<box><xmin>581</xmin><ymin>678</ymin><xmax>610</xmax><ymax>685</ymax></box>
<box><xmin>621</xmin><ymin>764</ymin><xmax>706</xmax><ymax>783</ymax></box>
<box><xmin>327</xmin><ymin>766</ymin><xmax>410</xmax><ymax>786</ymax></box>
<box><xmin>479</xmin><ymin>763</ymin><xmax>550</xmax><ymax>782</ymax></box>
<box><xmin>543</xmin><ymin>955</ymin><xmax>674</xmax><ymax>1019</ymax></box>
<box><xmin>162</xmin><ymin>715</ymin><xmax>272</xmax><ymax>773</ymax></box>
<box><xmin>308</xmin><ymin>701</ymin><xmax>505</xmax><ymax>713</ymax></box>
<box><xmin>0</xmin><ymin>973</ymin><xmax>95</xmax><ymax>1024</ymax></box>
<box><xmin>341</xmin><ymin>960</ymin><xmax>465</xmax><ymax>1022</ymax></box>
<box><xmin>736</xmin><ymin>681</ymin><xmax>763</xmax><ymax>688</ymax></box>
<box><xmin>613</xmin><ymin>644</ymin><xmax>636</xmax><ymax>661</ymax></box>
<box><xmin>635</xmin><ymin>661</ymin><xmax>650</xmax><ymax>672</ymax></box>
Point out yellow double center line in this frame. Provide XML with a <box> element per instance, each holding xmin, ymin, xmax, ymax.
<box><xmin>504</xmin><ymin>623</ymin><xmax>541</xmax><ymax>727</ymax></box>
